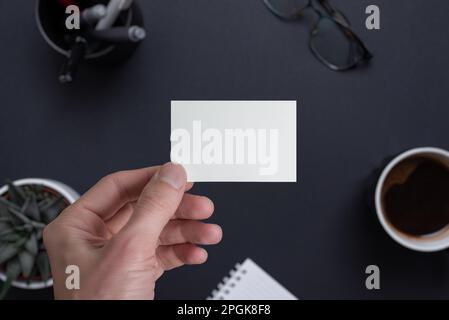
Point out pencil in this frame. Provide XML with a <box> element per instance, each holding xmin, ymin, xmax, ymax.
<box><xmin>59</xmin><ymin>36</ymin><xmax>87</xmax><ymax>84</ymax></box>
<box><xmin>88</xmin><ymin>26</ymin><xmax>146</xmax><ymax>43</ymax></box>
<box><xmin>96</xmin><ymin>0</ymin><xmax>133</xmax><ymax>30</ymax></box>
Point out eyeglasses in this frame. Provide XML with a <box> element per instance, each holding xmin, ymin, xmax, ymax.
<box><xmin>263</xmin><ymin>0</ymin><xmax>373</xmax><ymax>71</ymax></box>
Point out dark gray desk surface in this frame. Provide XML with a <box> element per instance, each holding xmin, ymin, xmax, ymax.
<box><xmin>1</xmin><ymin>0</ymin><xmax>449</xmax><ymax>300</ymax></box>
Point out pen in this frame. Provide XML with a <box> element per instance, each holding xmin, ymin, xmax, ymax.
<box><xmin>88</xmin><ymin>26</ymin><xmax>146</xmax><ymax>43</ymax></box>
<box><xmin>58</xmin><ymin>36</ymin><xmax>87</xmax><ymax>84</ymax></box>
<box><xmin>95</xmin><ymin>0</ymin><xmax>133</xmax><ymax>30</ymax></box>
<box><xmin>82</xmin><ymin>4</ymin><xmax>107</xmax><ymax>26</ymax></box>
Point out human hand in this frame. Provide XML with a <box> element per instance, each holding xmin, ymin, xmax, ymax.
<box><xmin>43</xmin><ymin>163</ymin><xmax>222</xmax><ymax>299</ymax></box>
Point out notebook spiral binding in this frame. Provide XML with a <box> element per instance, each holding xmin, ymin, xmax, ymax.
<box><xmin>207</xmin><ymin>262</ymin><xmax>247</xmax><ymax>300</ymax></box>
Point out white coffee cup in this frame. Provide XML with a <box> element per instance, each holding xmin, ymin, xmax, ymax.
<box><xmin>375</xmin><ymin>147</ymin><xmax>449</xmax><ymax>252</ymax></box>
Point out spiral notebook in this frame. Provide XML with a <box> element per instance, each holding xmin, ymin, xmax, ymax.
<box><xmin>207</xmin><ymin>258</ymin><xmax>297</xmax><ymax>300</ymax></box>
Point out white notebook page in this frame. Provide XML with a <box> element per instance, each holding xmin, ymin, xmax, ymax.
<box><xmin>208</xmin><ymin>258</ymin><xmax>297</xmax><ymax>300</ymax></box>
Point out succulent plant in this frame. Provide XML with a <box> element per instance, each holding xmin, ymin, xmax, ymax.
<box><xmin>0</xmin><ymin>180</ymin><xmax>68</xmax><ymax>299</ymax></box>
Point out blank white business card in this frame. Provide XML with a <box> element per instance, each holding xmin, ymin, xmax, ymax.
<box><xmin>171</xmin><ymin>101</ymin><xmax>297</xmax><ymax>182</ymax></box>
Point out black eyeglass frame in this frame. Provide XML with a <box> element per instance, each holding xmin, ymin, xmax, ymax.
<box><xmin>263</xmin><ymin>0</ymin><xmax>373</xmax><ymax>71</ymax></box>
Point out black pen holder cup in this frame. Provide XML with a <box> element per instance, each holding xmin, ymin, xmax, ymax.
<box><xmin>35</xmin><ymin>0</ymin><xmax>144</xmax><ymax>64</ymax></box>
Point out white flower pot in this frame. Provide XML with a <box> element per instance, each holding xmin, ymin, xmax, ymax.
<box><xmin>0</xmin><ymin>178</ymin><xmax>79</xmax><ymax>290</ymax></box>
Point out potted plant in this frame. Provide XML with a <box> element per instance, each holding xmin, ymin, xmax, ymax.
<box><xmin>0</xmin><ymin>178</ymin><xmax>79</xmax><ymax>299</ymax></box>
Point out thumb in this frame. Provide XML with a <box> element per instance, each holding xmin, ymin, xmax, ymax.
<box><xmin>113</xmin><ymin>162</ymin><xmax>187</xmax><ymax>248</ymax></box>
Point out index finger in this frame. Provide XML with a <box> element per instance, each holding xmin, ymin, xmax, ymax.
<box><xmin>74</xmin><ymin>166</ymin><xmax>160</xmax><ymax>220</ymax></box>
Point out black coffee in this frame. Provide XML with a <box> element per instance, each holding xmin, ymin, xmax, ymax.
<box><xmin>382</xmin><ymin>156</ymin><xmax>449</xmax><ymax>236</ymax></box>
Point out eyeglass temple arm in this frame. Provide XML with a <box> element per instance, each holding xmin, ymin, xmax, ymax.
<box><xmin>319</xmin><ymin>1</ymin><xmax>374</xmax><ymax>60</ymax></box>
<box><xmin>344</xmin><ymin>26</ymin><xmax>374</xmax><ymax>60</ymax></box>
<box><xmin>315</xmin><ymin>0</ymin><xmax>351</xmax><ymax>27</ymax></box>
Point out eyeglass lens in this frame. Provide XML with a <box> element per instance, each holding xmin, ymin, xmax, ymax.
<box><xmin>264</xmin><ymin>0</ymin><xmax>310</xmax><ymax>17</ymax></box>
<box><xmin>311</xmin><ymin>18</ymin><xmax>363</xmax><ymax>69</ymax></box>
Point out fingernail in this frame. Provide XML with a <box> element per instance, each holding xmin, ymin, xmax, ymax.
<box><xmin>197</xmin><ymin>248</ymin><xmax>208</xmax><ymax>263</ymax></box>
<box><xmin>158</xmin><ymin>163</ymin><xmax>186</xmax><ymax>190</ymax></box>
